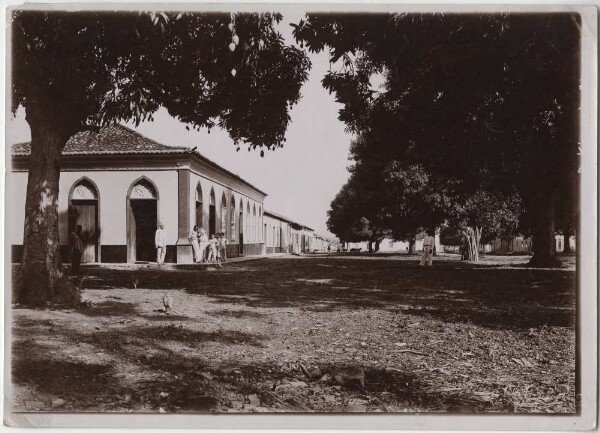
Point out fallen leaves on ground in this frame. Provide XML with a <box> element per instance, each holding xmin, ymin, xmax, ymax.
<box><xmin>10</xmin><ymin>255</ymin><xmax>576</xmax><ymax>413</ymax></box>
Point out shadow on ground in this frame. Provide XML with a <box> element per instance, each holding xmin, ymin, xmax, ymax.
<box><xmin>70</xmin><ymin>258</ymin><xmax>575</xmax><ymax>331</ymax></box>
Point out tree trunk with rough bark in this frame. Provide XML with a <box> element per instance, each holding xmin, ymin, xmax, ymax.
<box><xmin>462</xmin><ymin>226</ymin><xmax>482</xmax><ymax>262</ymax></box>
<box><xmin>18</xmin><ymin>105</ymin><xmax>80</xmax><ymax>306</ymax></box>
<box><xmin>529</xmin><ymin>182</ymin><xmax>561</xmax><ymax>268</ymax></box>
<box><xmin>408</xmin><ymin>237</ymin><xmax>416</xmax><ymax>254</ymax></box>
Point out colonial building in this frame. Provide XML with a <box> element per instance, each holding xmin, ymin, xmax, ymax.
<box><xmin>488</xmin><ymin>235</ymin><xmax>575</xmax><ymax>254</ymax></box>
<box><xmin>10</xmin><ymin>125</ymin><xmax>278</xmax><ymax>264</ymax></box>
<box><xmin>263</xmin><ymin>210</ymin><xmax>315</xmax><ymax>254</ymax></box>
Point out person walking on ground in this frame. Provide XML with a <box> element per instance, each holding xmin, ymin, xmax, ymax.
<box><xmin>219</xmin><ymin>232</ymin><xmax>229</xmax><ymax>263</ymax></box>
<box><xmin>198</xmin><ymin>228</ymin><xmax>208</xmax><ymax>262</ymax></box>
<box><xmin>420</xmin><ymin>233</ymin><xmax>435</xmax><ymax>267</ymax></box>
<box><xmin>155</xmin><ymin>222</ymin><xmax>166</xmax><ymax>265</ymax></box>
<box><xmin>69</xmin><ymin>225</ymin><xmax>83</xmax><ymax>273</ymax></box>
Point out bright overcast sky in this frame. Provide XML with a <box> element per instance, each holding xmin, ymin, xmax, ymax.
<box><xmin>6</xmin><ymin>13</ymin><xmax>353</xmax><ymax>239</ymax></box>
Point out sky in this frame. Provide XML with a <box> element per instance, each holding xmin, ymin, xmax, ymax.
<box><xmin>6</xmin><ymin>13</ymin><xmax>354</xmax><ymax>239</ymax></box>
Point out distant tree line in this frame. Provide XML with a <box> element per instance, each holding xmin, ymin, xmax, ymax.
<box><xmin>294</xmin><ymin>12</ymin><xmax>580</xmax><ymax>265</ymax></box>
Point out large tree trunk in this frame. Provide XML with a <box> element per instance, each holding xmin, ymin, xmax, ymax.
<box><xmin>18</xmin><ymin>106</ymin><xmax>80</xmax><ymax>306</ymax></box>
<box><xmin>374</xmin><ymin>239</ymin><xmax>381</xmax><ymax>252</ymax></box>
<box><xmin>564</xmin><ymin>228</ymin><xmax>575</xmax><ymax>252</ymax></box>
<box><xmin>462</xmin><ymin>226</ymin><xmax>481</xmax><ymax>262</ymax></box>
<box><xmin>408</xmin><ymin>237</ymin><xmax>416</xmax><ymax>254</ymax></box>
<box><xmin>367</xmin><ymin>241</ymin><xmax>373</xmax><ymax>253</ymax></box>
<box><xmin>529</xmin><ymin>183</ymin><xmax>561</xmax><ymax>268</ymax></box>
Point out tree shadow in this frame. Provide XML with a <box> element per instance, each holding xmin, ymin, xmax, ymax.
<box><xmin>124</xmin><ymin>325</ymin><xmax>266</xmax><ymax>347</ymax></box>
<box><xmin>188</xmin><ymin>259</ymin><xmax>576</xmax><ymax>331</ymax></box>
<box><xmin>205</xmin><ymin>309</ymin><xmax>266</xmax><ymax>319</ymax></box>
<box><xmin>61</xmin><ymin>257</ymin><xmax>575</xmax><ymax>331</ymax></box>
<box><xmin>74</xmin><ymin>301</ymin><xmax>138</xmax><ymax>317</ymax></box>
<box><xmin>8</xmin><ymin>320</ymin><xmax>525</xmax><ymax>413</ymax></box>
<box><xmin>144</xmin><ymin>314</ymin><xmax>193</xmax><ymax>322</ymax></box>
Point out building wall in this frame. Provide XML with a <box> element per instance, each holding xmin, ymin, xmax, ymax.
<box><xmin>263</xmin><ymin>213</ymin><xmax>293</xmax><ymax>254</ymax></box>
<box><xmin>489</xmin><ymin>236</ymin><xmax>532</xmax><ymax>254</ymax></box>
<box><xmin>10</xmin><ymin>162</ymin><xmax>269</xmax><ymax>263</ymax></box>
<box><xmin>555</xmin><ymin>235</ymin><xmax>576</xmax><ymax>253</ymax></box>
<box><xmin>9</xmin><ymin>169</ymin><xmax>179</xmax><ymax>262</ymax></box>
<box><xmin>175</xmin><ymin>163</ymin><xmax>266</xmax><ymax>262</ymax></box>
<box><xmin>378</xmin><ymin>239</ymin><xmax>410</xmax><ymax>252</ymax></box>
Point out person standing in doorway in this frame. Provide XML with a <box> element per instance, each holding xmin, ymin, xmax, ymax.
<box><xmin>189</xmin><ymin>225</ymin><xmax>202</xmax><ymax>263</ymax></box>
<box><xmin>155</xmin><ymin>222</ymin><xmax>166</xmax><ymax>265</ymax></box>
<box><xmin>69</xmin><ymin>225</ymin><xmax>83</xmax><ymax>273</ymax></box>
<box><xmin>420</xmin><ymin>233</ymin><xmax>434</xmax><ymax>267</ymax></box>
<box><xmin>198</xmin><ymin>228</ymin><xmax>208</xmax><ymax>262</ymax></box>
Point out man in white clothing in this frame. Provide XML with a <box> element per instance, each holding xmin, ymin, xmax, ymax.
<box><xmin>420</xmin><ymin>233</ymin><xmax>435</xmax><ymax>267</ymax></box>
<box><xmin>155</xmin><ymin>222</ymin><xmax>166</xmax><ymax>264</ymax></box>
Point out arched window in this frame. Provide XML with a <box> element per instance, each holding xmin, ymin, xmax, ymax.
<box><xmin>209</xmin><ymin>188</ymin><xmax>216</xmax><ymax>237</ymax></box>
<box><xmin>246</xmin><ymin>202</ymin><xmax>251</xmax><ymax>242</ymax></box>
<box><xmin>230</xmin><ymin>197</ymin><xmax>236</xmax><ymax>241</ymax></box>
<box><xmin>258</xmin><ymin>207</ymin><xmax>263</xmax><ymax>243</ymax></box>
<box><xmin>273</xmin><ymin>226</ymin><xmax>277</xmax><ymax>247</ymax></box>
<box><xmin>195</xmin><ymin>183</ymin><xmax>203</xmax><ymax>228</ymax></box>
<box><xmin>253</xmin><ymin>205</ymin><xmax>257</xmax><ymax>243</ymax></box>
<box><xmin>220</xmin><ymin>192</ymin><xmax>227</xmax><ymax>234</ymax></box>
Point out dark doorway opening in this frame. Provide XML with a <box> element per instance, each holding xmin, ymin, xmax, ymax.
<box><xmin>209</xmin><ymin>204</ymin><xmax>216</xmax><ymax>237</ymax></box>
<box><xmin>69</xmin><ymin>199</ymin><xmax>98</xmax><ymax>263</ymax></box>
<box><xmin>196</xmin><ymin>200</ymin><xmax>203</xmax><ymax>228</ymax></box>
<box><xmin>239</xmin><ymin>211</ymin><xmax>244</xmax><ymax>253</ymax></box>
<box><xmin>128</xmin><ymin>199</ymin><xmax>157</xmax><ymax>262</ymax></box>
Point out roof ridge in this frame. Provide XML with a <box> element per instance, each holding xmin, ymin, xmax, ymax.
<box><xmin>115</xmin><ymin>124</ymin><xmax>189</xmax><ymax>150</ymax></box>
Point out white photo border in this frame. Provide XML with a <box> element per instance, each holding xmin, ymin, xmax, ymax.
<box><xmin>2</xmin><ymin>2</ymin><xmax>597</xmax><ymax>431</ymax></box>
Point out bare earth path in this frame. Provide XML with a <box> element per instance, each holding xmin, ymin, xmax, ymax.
<box><xmin>9</xmin><ymin>254</ymin><xmax>576</xmax><ymax>413</ymax></box>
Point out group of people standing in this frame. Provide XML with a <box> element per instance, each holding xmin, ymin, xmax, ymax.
<box><xmin>153</xmin><ymin>223</ymin><xmax>228</xmax><ymax>265</ymax></box>
<box><xmin>188</xmin><ymin>225</ymin><xmax>228</xmax><ymax>264</ymax></box>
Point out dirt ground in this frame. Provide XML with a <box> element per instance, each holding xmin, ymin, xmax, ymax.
<box><xmin>9</xmin><ymin>253</ymin><xmax>577</xmax><ymax>414</ymax></box>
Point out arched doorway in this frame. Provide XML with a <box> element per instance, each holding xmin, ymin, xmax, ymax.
<box><xmin>69</xmin><ymin>178</ymin><xmax>99</xmax><ymax>263</ymax></box>
<box><xmin>209</xmin><ymin>189</ymin><xmax>216</xmax><ymax>237</ymax></box>
<box><xmin>220</xmin><ymin>192</ymin><xmax>227</xmax><ymax>234</ymax></box>
<box><xmin>127</xmin><ymin>178</ymin><xmax>158</xmax><ymax>262</ymax></box>
<box><xmin>253</xmin><ymin>205</ymin><xmax>257</xmax><ymax>243</ymax></box>
<box><xmin>230</xmin><ymin>197</ymin><xmax>236</xmax><ymax>241</ymax></box>
<box><xmin>239</xmin><ymin>198</ymin><xmax>244</xmax><ymax>253</ymax></box>
<box><xmin>195</xmin><ymin>184</ymin><xmax>203</xmax><ymax>228</ymax></box>
<box><xmin>246</xmin><ymin>202</ymin><xmax>251</xmax><ymax>242</ymax></box>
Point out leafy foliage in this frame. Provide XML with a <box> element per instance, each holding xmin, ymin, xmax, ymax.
<box><xmin>13</xmin><ymin>10</ymin><xmax>311</xmax><ymax>148</ymax></box>
<box><xmin>296</xmin><ymin>13</ymin><xmax>579</xmax><ymax>261</ymax></box>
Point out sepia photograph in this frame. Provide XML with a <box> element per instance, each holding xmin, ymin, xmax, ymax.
<box><xmin>3</xmin><ymin>3</ymin><xmax>597</xmax><ymax>430</ymax></box>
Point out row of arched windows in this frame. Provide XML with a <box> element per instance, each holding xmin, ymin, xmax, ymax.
<box><xmin>266</xmin><ymin>223</ymin><xmax>281</xmax><ymax>247</ymax></box>
<box><xmin>194</xmin><ymin>183</ymin><xmax>262</xmax><ymax>243</ymax></box>
<box><xmin>69</xmin><ymin>177</ymin><xmax>263</xmax><ymax>247</ymax></box>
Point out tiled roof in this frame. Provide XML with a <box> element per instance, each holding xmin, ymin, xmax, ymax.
<box><xmin>264</xmin><ymin>209</ymin><xmax>314</xmax><ymax>231</ymax></box>
<box><xmin>11</xmin><ymin>125</ymin><xmax>189</xmax><ymax>156</ymax></box>
<box><xmin>11</xmin><ymin>124</ymin><xmax>268</xmax><ymax>197</ymax></box>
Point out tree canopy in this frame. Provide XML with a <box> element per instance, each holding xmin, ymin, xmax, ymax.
<box><xmin>295</xmin><ymin>12</ymin><xmax>580</xmax><ymax>264</ymax></box>
<box><xmin>13</xmin><ymin>10</ymin><xmax>311</xmax><ymax>305</ymax></box>
<box><xmin>13</xmin><ymin>11</ymin><xmax>310</xmax><ymax>149</ymax></box>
